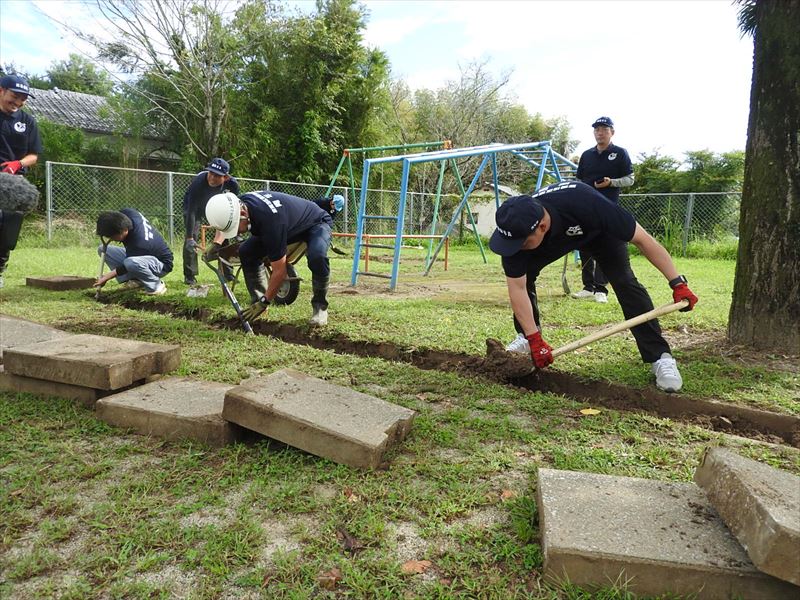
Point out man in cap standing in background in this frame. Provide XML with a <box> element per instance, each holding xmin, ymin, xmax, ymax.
<box><xmin>491</xmin><ymin>181</ymin><xmax>697</xmax><ymax>393</ymax></box>
<box><xmin>573</xmin><ymin>116</ymin><xmax>634</xmax><ymax>303</ymax></box>
<box><xmin>182</xmin><ymin>157</ymin><xmax>239</xmax><ymax>285</ymax></box>
<box><xmin>0</xmin><ymin>74</ymin><xmax>42</xmax><ymax>289</ymax></box>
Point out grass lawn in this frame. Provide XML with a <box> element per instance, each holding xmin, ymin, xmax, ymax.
<box><xmin>1</xmin><ymin>242</ymin><xmax>798</xmax><ymax>599</ymax></box>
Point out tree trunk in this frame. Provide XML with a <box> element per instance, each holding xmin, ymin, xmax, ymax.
<box><xmin>728</xmin><ymin>0</ymin><xmax>800</xmax><ymax>353</ymax></box>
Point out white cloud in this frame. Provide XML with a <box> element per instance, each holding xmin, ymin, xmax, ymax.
<box><xmin>362</xmin><ymin>0</ymin><xmax>753</xmax><ymax>158</ymax></box>
<box><xmin>363</xmin><ymin>15</ymin><xmax>432</xmax><ymax>47</ymax></box>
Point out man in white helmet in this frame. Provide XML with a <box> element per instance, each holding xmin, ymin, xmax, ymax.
<box><xmin>204</xmin><ymin>190</ymin><xmax>334</xmax><ymax>326</ymax></box>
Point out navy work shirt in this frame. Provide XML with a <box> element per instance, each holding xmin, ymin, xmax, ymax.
<box><xmin>575</xmin><ymin>143</ymin><xmax>633</xmax><ymax>202</ymax></box>
<box><xmin>240</xmin><ymin>191</ymin><xmax>332</xmax><ymax>262</ymax></box>
<box><xmin>118</xmin><ymin>208</ymin><xmax>174</xmax><ymax>274</ymax></box>
<box><xmin>500</xmin><ymin>181</ymin><xmax>636</xmax><ymax>279</ymax></box>
<box><xmin>0</xmin><ymin>109</ymin><xmax>42</xmax><ymax>164</ymax></box>
<box><xmin>183</xmin><ymin>171</ymin><xmax>240</xmax><ymax>234</ymax></box>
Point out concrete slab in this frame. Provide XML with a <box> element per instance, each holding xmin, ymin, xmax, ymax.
<box><xmin>222</xmin><ymin>369</ymin><xmax>415</xmax><ymax>469</ymax></box>
<box><xmin>695</xmin><ymin>447</ymin><xmax>800</xmax><ymax>585</ymax></box>
<box><xmin>0</xmin><ymin>366</ymin><xmax>105</xmax><ymax>407</ymax></box>
<box><xmin>537</xmin><ymin>468</ymin><xmax>799</xmax><ymax>599</ymax></box>
<box><xmin>3</xmin><ymin>333</ymin><xmax>180</xmax><ymax>390</ymax></box>
<box><xmin>0</xmin><ymin>314</ymin><xmax>72</xmax><ymax>364</ymax></box>
<box><xmin>26</xmin><ymin>275</ymin><xmax>97</xmax><ymax>290</ymax></box>
<box><xmin>96</xmin><ymin>377</ymin><xmax>244</xmax><ymax>447</ymax></box>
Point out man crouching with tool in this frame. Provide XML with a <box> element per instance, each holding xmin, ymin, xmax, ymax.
<box><xmin>490</xmin><ymin>181</ymin><xmax>697</xmax><ymax>393</ymax></box>
<box><xmin>204</xmin><ymin>190</ymin><xmax>334</xmax><ymax>326</ymax></box>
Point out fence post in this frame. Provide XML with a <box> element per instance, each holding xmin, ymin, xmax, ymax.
<box><xmin>682</xmin><ymin>193</ymin><xmax>695</xmax><ymax>257</ymax></box>
<box><xmin>167</xmin><ymin>172</ymin><xmax>175</xmax><ymax>246</ymax></box>
<box><xmin>46</xmin><ymin>161</ymin><xmax>53</xmax><ymax>241</ymax></box>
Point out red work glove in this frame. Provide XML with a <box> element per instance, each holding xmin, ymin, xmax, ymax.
<box><xmin>526</xmin><ymin>331</ymin><xmax>554</xmax><ymax>369</ymax></box>
<box><xmin>1</xmin><ymin>160</ymin><xmax>22</xmax><ymax>174</ymax></box>
<box><xmin>672</xmin><ymin>283</ymin><xmax>698</xmax><ymax>312</ymax></box>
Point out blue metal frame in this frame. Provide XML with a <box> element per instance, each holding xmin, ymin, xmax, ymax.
<box><xmin>350</xmin><ymin>141</ymin><xmax>577</xmax><ymax>290</ymax></box>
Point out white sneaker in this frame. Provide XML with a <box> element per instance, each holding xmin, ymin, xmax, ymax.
<box><xmin>652</xmin><ymin>353</ymin><xmax>683</xmax><ymax>393</ymax></box>
<box><xmin>571</xmin><ymin>289</ymin><xmax>594</xmax><ymax>299</ymax></box>
<box><xmin>594</xmin><ymin>292</ymin><xmax>608</xmax><ymax>303</ymax></box>
<box><xmin>505</xmin><ymin>333</ymin><xmax>529</xmax><ymax>354</ymax></box>
<box><xmin>145</xmin><ymin>281</ymin><xmax>167</xmax><ymax>296</ymax></box>
<box><xmin>309</xmin><ymin>308</ymin><xmax>328</xmax><ymax>326</ymax></box>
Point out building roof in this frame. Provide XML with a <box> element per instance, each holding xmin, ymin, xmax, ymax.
<box><xmin>25</xmin><ymin>87</ymin><xmax>166</xmax><ymax>141</ymax></box>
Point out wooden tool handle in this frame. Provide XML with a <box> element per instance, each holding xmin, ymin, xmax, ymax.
<box><xmin>551</xmin><ymin>300</ymin><xmax>689</xmax><ymax>358</ymax></box>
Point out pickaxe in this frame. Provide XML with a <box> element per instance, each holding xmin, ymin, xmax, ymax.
<box><xmin>528</xmin><ymin>299</ymin><xmax>690</xmax><ymax>374</ymax></box>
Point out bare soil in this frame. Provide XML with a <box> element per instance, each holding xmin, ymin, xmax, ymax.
<box><xmin>109</xmin><ymin>296</ymin><xmax>800</xmax><ymax>448</ymax></box>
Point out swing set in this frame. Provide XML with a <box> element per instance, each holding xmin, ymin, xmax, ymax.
<box><xmin>335</xmin><ymin>140</ymin><xmax>576</xmax><ymax>290</ymax></box>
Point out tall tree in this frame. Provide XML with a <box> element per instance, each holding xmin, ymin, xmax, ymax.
<box><xmin>57</xmin><ymin>0</ymin><xmax>250</xmax><ymax>162</ymax></box>
<box><xmin>728</xmin><ymin>0</ymin><xmax>800</xmax><ymax>352</ymax></box>
<box><xmin>229</xmin><ymin>0</ymin><xmax>390</xmax><ymax>182</ymax></box>
<box><xmin>46</xmin><ymin>54</ymin><xmax>114</xmax><ymax>95</ymax></box>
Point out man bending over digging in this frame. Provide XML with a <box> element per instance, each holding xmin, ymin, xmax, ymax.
<box><xmin>490</xmin><ymin>181</ymin><xmax>697</xmax><ymax>393</ymax></box>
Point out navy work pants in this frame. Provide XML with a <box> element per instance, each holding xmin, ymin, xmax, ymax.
<box><xmin>515</xmin><ymin>238</ymin><xmax>671</xmax><ymax>363</ymax></box>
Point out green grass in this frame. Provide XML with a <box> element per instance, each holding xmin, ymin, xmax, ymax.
<box><xmin>0</xmin><ymin>242</ymin><xmax>798</xmax><ymax>598</ymax></box>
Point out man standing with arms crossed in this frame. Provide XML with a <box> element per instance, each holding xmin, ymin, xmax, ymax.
<box><xmin>574</xmin><ymin>116</ymin><xmax>634</xmax><ymax>303</ymax></box>
<box><xmin>182</xmin><ymin>157</ymin><xmax>239</xmax><ymax>285</ymax></box>
<box><xmin>0</xmin><ymin>74</ymin><xmax>42</xmax><ymax>289</ymax></box>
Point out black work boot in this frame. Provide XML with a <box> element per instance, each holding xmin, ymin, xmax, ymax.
<box><xmin>309</xmin><ymin>276</ymin><xmax>329</xmax><ymax>326</ymax></box>
<box><xmin>242</xmin><ymin>263</ymin><xmax>269</xmax><ymax>304</ymax></box>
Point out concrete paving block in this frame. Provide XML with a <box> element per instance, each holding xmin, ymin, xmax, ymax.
<box><xmin>0</xmin><ymin>366</ymin><xmax>104</xmax><ymax>407</ymax></box>
<box><xmin>537</xmin><ymin>468</ymin><xmax>799</xmax><ymax>599</ymax></box>
<box><xmin>26</xmin><ymin>275</ymin><xmax>97</xmax><ymax>290</ymax></box>
<box><xmin>223</xmin><ymin>368</ymin><xmax>415</xmax><ymax>469</ymax></box>
<box><xmin>96</xmin><ymin>377</ymin><xmax>243</xmax><ymax>447</ymax></box>
<box><xmin>695</xmin><ymin>447</ymin><xmax>800</xmax><ymax>585</ymax></box>
<box><xmin>3</xmin><ymin>333</ymin><xmax>180</xmax><ymax>390</ymax></box>
<box><xmin>0</xmin><ymin>314</ymin><xmax>72</xmax><ymax>364</ymax></box>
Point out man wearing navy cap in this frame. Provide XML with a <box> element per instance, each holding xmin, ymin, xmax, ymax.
<box><xmin>573</xmin><ymin>116</ymin><xmax>634</xmax><ymax>304</ymax></box>
<box><xmin>490</xmin><ymin>181</ymin><xmax>697</xmax><ymax>393</ymax></box>
<box><xmin>182</xmin><ymin>157</ymin><xmax>240</xmax><ymax>285</ymax></box>
<box><xmin>0</xmin><ymin>74</ymin><xmax>42</xmax><ymax>289</ymax></box>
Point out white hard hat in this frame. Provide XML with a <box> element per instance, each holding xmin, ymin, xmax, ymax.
<box><xmin>205</xmin><ymin>192</ymin><xmax>241</xmax><ymax>239</ymax></box>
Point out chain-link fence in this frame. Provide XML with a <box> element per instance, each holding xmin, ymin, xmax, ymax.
<box><xmin>620</xmin><ymin>192</ymin><xmax>741</xmax><ymax>255</ymax></box>
<box><xmin>28</xmin><ymin>162</ymin><xmax>741</xmax><ymax>256</ymax></box>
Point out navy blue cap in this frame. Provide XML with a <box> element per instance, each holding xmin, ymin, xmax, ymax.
<box><xmin>207</xmin><ymin>157</ymin><xmax>230</xmax><ymax>176</ymax></box>
<box><xmin>489</xmin><ymin>195</ymin><xmax>545</xmax><ymax>257</ymax></box>
<box><xmin>592</xmin><ymin>116</ymin><xmax>613</xmax><ymax>128</ymax></box>
<box><xmin>0</xmin><ymin>74</ymin><xmax>34</xmax><ymax>98</ymax></box>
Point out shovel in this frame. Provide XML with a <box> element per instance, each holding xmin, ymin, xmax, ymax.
<box><xmin>94</xmin><ymin>237</ymin><xmax>109</xmax><ymax>301</ymax></box>
<box><xmin>204</xmin><ymin>255</ymin><xmax>253</xmax><ymax>335</ymax></box>
<box><xmin>528</xmin><ymin>299</ymin><xmax>689</xmax><ymax>374</ymax></box>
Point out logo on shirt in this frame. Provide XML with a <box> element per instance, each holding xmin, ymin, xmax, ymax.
<box><xmin>608</xmin><ymin>153</ymin><xmax>617</xmax><ymax>161</ymax></box>
<box><xmin>565</xmin><ymin>225</ymin><xmax>583</xmax><ymax>237</ymax></box>
<box><xmin>251</xmin><ymin>191</ymin><xmax>282</xmax><ymax>214</ymax></box>
<box><xmin>14</xmin><ymin>122</ymin><xmax>26</xmax><ymax>133</ymax></box>
<box><xmin>532</xmin><ymin>182</ymin><xmax>576</xmax><ymax>198</ymax></box>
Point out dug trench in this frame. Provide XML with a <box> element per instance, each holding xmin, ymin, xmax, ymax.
<box><xmin>110</xmin><ymin>297</ymin><xmax>800</xmax><ymax>449</ymax></box>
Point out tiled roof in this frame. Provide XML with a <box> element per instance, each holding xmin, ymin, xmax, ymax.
<box><xmin>25</xmin><ymin>87</ymin><xmax>167</xmax><ymax>141</ymax></box>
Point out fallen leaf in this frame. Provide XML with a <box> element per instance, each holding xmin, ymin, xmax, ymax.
<box><xmin>416</xmin><ymin>393</ymin><xmax>428</xmax><ymax>400</ymax></box>
<box><xmin>343</xmin><ymin>487</ymin><xmax>361</xmax><ymax>503</ymax></box>
<box><xmin>580</xmin><ymin>408</ymin><xmax>602</xmax><ymax>416</ymax></box>
<box><xmin>336</xmin><ymin>528</ymin><xmax>366</xmax><ymax>553</ymax></box>
<box><xmin>401</xmin><ymin>559</ymin><xmax>432</xmax><ymax>574</ymax></box>
<box><xmin>317</xmin><ymin>567</ymin><xmax>342</xmax><ymax>590</ymax></box>
<box><xmin>500</xmin><ymin>489</ymin><xmax>517</xmax><ymax>501</ymax></box>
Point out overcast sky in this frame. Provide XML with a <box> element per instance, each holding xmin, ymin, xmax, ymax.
<box><xmin>0</xmin><ymin>0</ymin><xmax>754</xmax><ymax>162</ymax></box>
